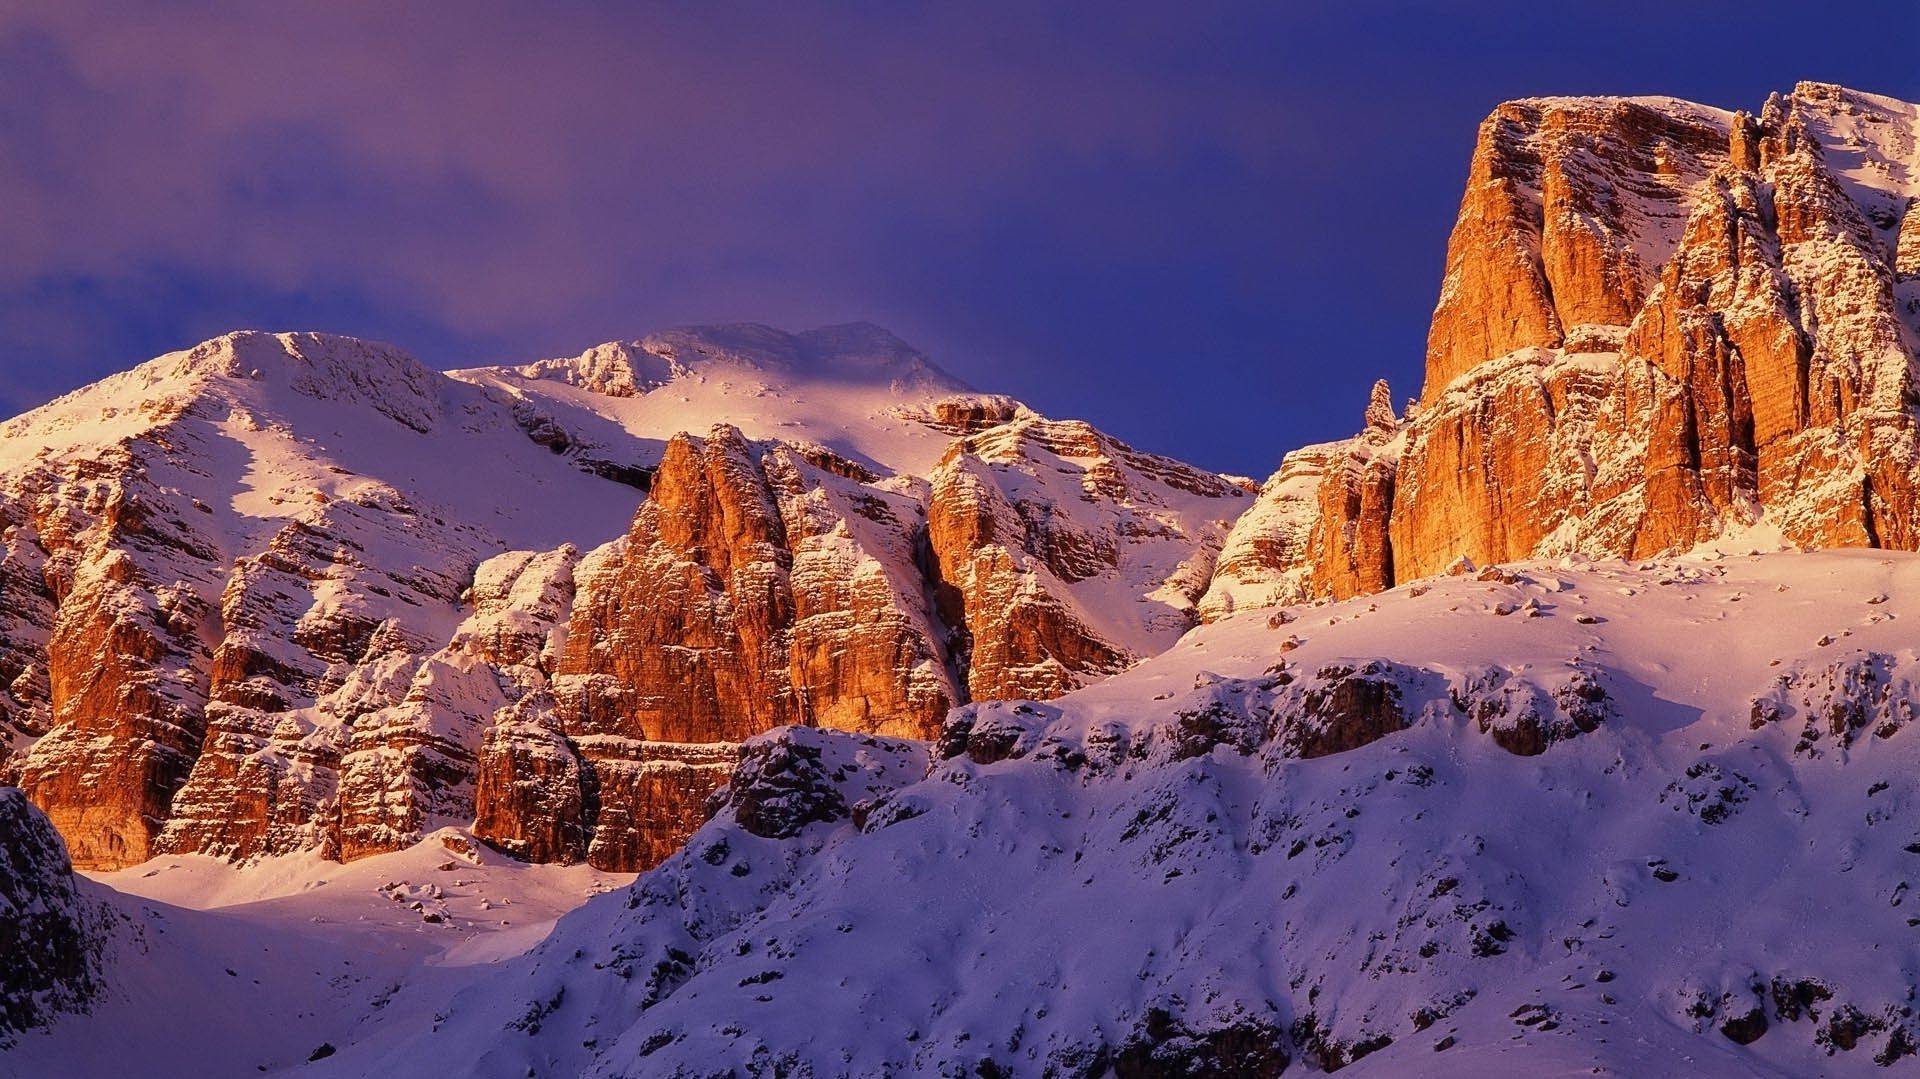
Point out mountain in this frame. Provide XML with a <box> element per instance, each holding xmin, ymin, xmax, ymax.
<box><xmin>321</xmin><ymin>548</ymin><xmax>1920</xmax><ymax>1076</ymax></box>
<box><xmin>1203</xmin><ymin>82</ymin><xmax>1920</xmax><ymax>616</ymax></box>
<box><xmin>0</xmin><ymin>324</ymin><xmax>1249</xmax><ymax>873</ymax></box>
<box><xmin>7</xmin><ymin>80</ymin><xmax>1920</xmax><ymax>1077</ymax></box>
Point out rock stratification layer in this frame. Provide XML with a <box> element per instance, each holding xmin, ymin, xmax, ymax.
<box><xmin>1207</xmin><ymin>82</ymin><xmax>1920</xmax><ymax>612</ymax></box>
<box><xmin>0</xmin><ymin>327</ymin><xmax>1245</xmax><ymax>872</ymax></box>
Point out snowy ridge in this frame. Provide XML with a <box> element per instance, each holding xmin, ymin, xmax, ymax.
<box><xmin>322</xmin><ymin>549</ymin><xmax>1920</xmax><ymax>1077</ymax></box>
<box><xmin>455</xmin><ymin>322</ymin><xmax>977</xmax><ymax>477</ymax></box>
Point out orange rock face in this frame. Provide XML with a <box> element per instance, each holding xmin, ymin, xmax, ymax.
<box><xmin>1424</xmin><ymin>98</ymin><xmax>1727</xmax><ymax>397</ymax></box>
<box><xmin>472</xmin><ymin>416</ymin><xmax>1247</xmax><ymax>870</ymax></box>
<box><xmin>926</xmin><ymin>413</ymin><xmax>1245</xmax><ymax>699</ymax></box>
<box><xmin>11</xmin><ymin>443</ymin><xmax>221</xmax><ymax>870</ymax></box>
<box><xmin>472</xmin><ymin>425</ymin><xmax>964</xmax><ymax>869</ymax></box>
<box><xmin>1213</xmin><ymin>82</ymin><xmax>1920</xmax><ymax>609</ymax></box>
<box><xmin>554</xmin><ymin>425</ymin><xmax>958</xmax><ymax>744</ymax></box>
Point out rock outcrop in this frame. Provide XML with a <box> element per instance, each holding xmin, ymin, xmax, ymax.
<box><xmin>1200</xmin><ymin>381</ymin><xmax>1399</xmax><ymax>617</ymax></box>
<box><xmin>471</xmin><ymin>416</ymin><xmax>1249</xmax><ymax>869</ymax></box>
<box><xmin>0</xmin><ymin>326</ymin><xmax>1245</xmax><ymax>874</ymax></box>
<box><xmin>928</xmin><ymin>410</ymin><xmax>1247</xmax><ymax>698</ymax></box>
<box><xmin>1206</xmin><ymin>82</ymin><xmax>1920</xmax><ymax>612</ymax></box>
<box><xmin>0</xmin><ymin>788</ymin><xmax>111</xmax><ymax>1049</ymax></box>
<box><xmin>470</xmin><ymin>425</ymin><xmax>961</xmax><ymax>868</ymax></box>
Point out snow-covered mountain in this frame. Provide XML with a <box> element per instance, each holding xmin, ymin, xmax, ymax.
<box><xmin>163</xmin><ymin>548</ymin><xmax>1920</xmax><ymax>1076</ymax></box>
<box><xmin>12</xmin><ymin>547</ymin><xmax>1920</xmax><ymax>1076</ymax></box>
<box><xmin>7</xmin><ymin>79</ymin><xmax>1920</xmax><ymax>1078</ymax></box>
<box><xmin>0</xmin><ymin>323</ymin><xmax>1248</xmax><ymax>875</ymax></box>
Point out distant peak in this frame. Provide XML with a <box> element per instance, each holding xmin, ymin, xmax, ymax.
<box><xmin>514</xmin><ymin>322</ymin><xmax>971</xmax><ymax>398</ymax></box>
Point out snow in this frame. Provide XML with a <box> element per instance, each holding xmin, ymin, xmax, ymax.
<box><xmin>451</xmin><ymin>322</ymin><xmax>976</xmax><ymax>478</ymax></box>
<box><xmin>242</xmin><ymin>547</ymin><xmax>1920</xmax><ymax>1077</ymax></box>
<box><xmin>3</xmin><ymin>829</ymin><xmax>631</xmax><ymax>1079</ymax></box>
<box><xmin>0</xmin><ymin>331</ymin><xmax>644</xmax><ymax>562</ymax></box>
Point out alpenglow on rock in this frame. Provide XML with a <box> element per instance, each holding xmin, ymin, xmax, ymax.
<box><xmin>1203</xmin><ymin>82</ymin><xmax>1920</xmax><ymax>613</ymax></box>
<box><xmin>0</xmin><ymin>325</ymin><xmax>1248</xmax><ymax>872</ymax></box>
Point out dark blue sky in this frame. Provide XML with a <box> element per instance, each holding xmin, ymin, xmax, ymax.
<box><xmin>1</xmin><ymin>3</ymin><xmax>1916</xmax><ymax>475</ymax></box>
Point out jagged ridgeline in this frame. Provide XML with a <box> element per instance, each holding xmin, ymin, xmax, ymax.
<box><xmin>2</xmin><ymin>82</ymin><xmax>1917</xmax><ymax>884</ymax></box>
<box><xmin>0</xmin><ymin>324</ymin><xmax>1248</xmax><ymax>871</ymax></box>
<box><xmin>2</xmin><ymin>79</ymin><xmax>1920</xmax><ymax>1078</ymax></box>
<box><xmin>1208</xmin><ymin>82</ymin><xmax>1920</xmax><ymax>616</ymax></box>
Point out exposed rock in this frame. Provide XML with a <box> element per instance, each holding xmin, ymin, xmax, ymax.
<box><xmin>1113</xmin><ymin>1007</ymin><xmax>1289</xmax><ymax>1078</ymax></box>
<box><xmin>1424</xmin><ymin>96</ymin><xmax>1728</xmax><ymax>396</ymax></box>
<box><xmin>929</xmin><ymin>413</ymin><xmax>1246</xmax><ymax>697</ymax></box>
<box><xmin>0</xmin><ymin>788</ymin><xmax>112</xmax><ymax>1048</ymax></box>
<box><xmin>1748</xmin><ymin>651</ymin><xmax>1917</xmax><ymax>753</ymax></box>
<box><xmin>706</xmin><ymin>725</ymin><xmax>926</xmax><ymax>845</ymax></box>
<box><xmin>577</xmin><ymin>737</ymin><xmax>738</xmax><ymax>871</ymax></box>
<box><xmin>471</xmin><ymin>699</ymin><xmax>592</xmax><ymax>865</ymax></box>
<box><xmin>1452</xmin><ymin>666</ymin><xmax>1614</xmax><ymax>756</ymax></box>
<box><xmin>12</xmin><ymin>445</ymin><xmax>222</xmax><ymax>869</ymax></box>
<box><xmin>722</xmin><ymin>735</ymin><xmax>853</xmax><ymax>840</ymax></box>
<box><xmin>473</xmin><ymin>425</ymin><xmax>964</xmax><ymax>869</ymax></box>
<box><xmin>553</xmin><ymin>426</ymin><xmax>956</xmax><ymax>746</ymax></box>
<box><xmin>1282</xmin><ymin>662</ymin><xmax>1409</xmax><ymax>759</ymax></box>
<box><xmin>1211</xmin><ymin>83</ymin><xmax>1920</xmax><ymax>606</ymax></box>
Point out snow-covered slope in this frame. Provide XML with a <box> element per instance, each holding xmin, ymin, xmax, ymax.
<box><xmin>3</xmin><ymin>828</ymin><xmax>630</xmax><ymax>1078</ymax></box>
<box><xmin>0</xmin><ymin>330</ymin><xmax>643</xmax><ymax>554</ymax></box>
<box><xmin>326</xmin><ymin>547</ymin><xmax>1920</xmax><ymax>1076</ymax></box>
<box><xmin>452</xmin><ymin>322</ymin><xmax>973</xmax><ymax>477</ymax></box>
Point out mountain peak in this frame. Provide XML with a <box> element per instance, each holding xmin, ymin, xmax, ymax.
<box><xmin>499</xmin><ymin>322</ymin><xmax>968</xmax><ymax>405</ymax></box>
<box><xmin>173</xmin><ymin>331</ymin><xmax>444</xmax><ymax>433</ymax></box>
<box><xmin>640</xmin><ymin>321</ymin><xmax>971</xmax><ymax>393</ymax></box>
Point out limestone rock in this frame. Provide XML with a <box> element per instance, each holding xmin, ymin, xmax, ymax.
<box><xmin>1424</xmin><ymin>96</ymin><xmax>1728</xmax><ymax>397</ymax></box>
<box><xmin>1201</xmin><ymin>383</ymin><xmax>1398</xmax><ymax>618</ymax></box>
<box><xmin>928</xmin><ymin>413</ymin><xmax>1247</xmax><ymax>698</ymax></box>
<box><xmin>471</xmin><ymin>425</ymin><xmax>961</xmax><ymax>869</ymax></box>
<box><xmin>1216</xmin><ymin>82</ymin><xmax>1920</xmax><ymax>607</ymax></box>
<box><xmin>553</xmin><ymin>425</ymin><xmax>958</xmax><ymax>745</ymax></box>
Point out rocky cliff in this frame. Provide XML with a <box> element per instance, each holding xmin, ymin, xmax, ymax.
<box><xmin>1206</xmin><ymin>82</ymin><xmax>1920</xmax><ymax>612</ymax></box>
<box><xmin>924</xmin><ymin>398</ymin><xmax>1246</xmax><ymax>700</ymax></box>
<box><xmin>471</xmin><ymin>408</ymin><xmax>1248</xmax><ymax>868</ymax></box>
<box><xmin>0</xmin><ymin>327</ymin><xmax>1246</xmax><ymax>873</ymax></box>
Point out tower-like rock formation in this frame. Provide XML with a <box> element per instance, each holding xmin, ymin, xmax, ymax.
<box><xmin>1205</xmin><ymin>82</ymin><xmax>1920</xmax><ymax>614</ymax></box>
